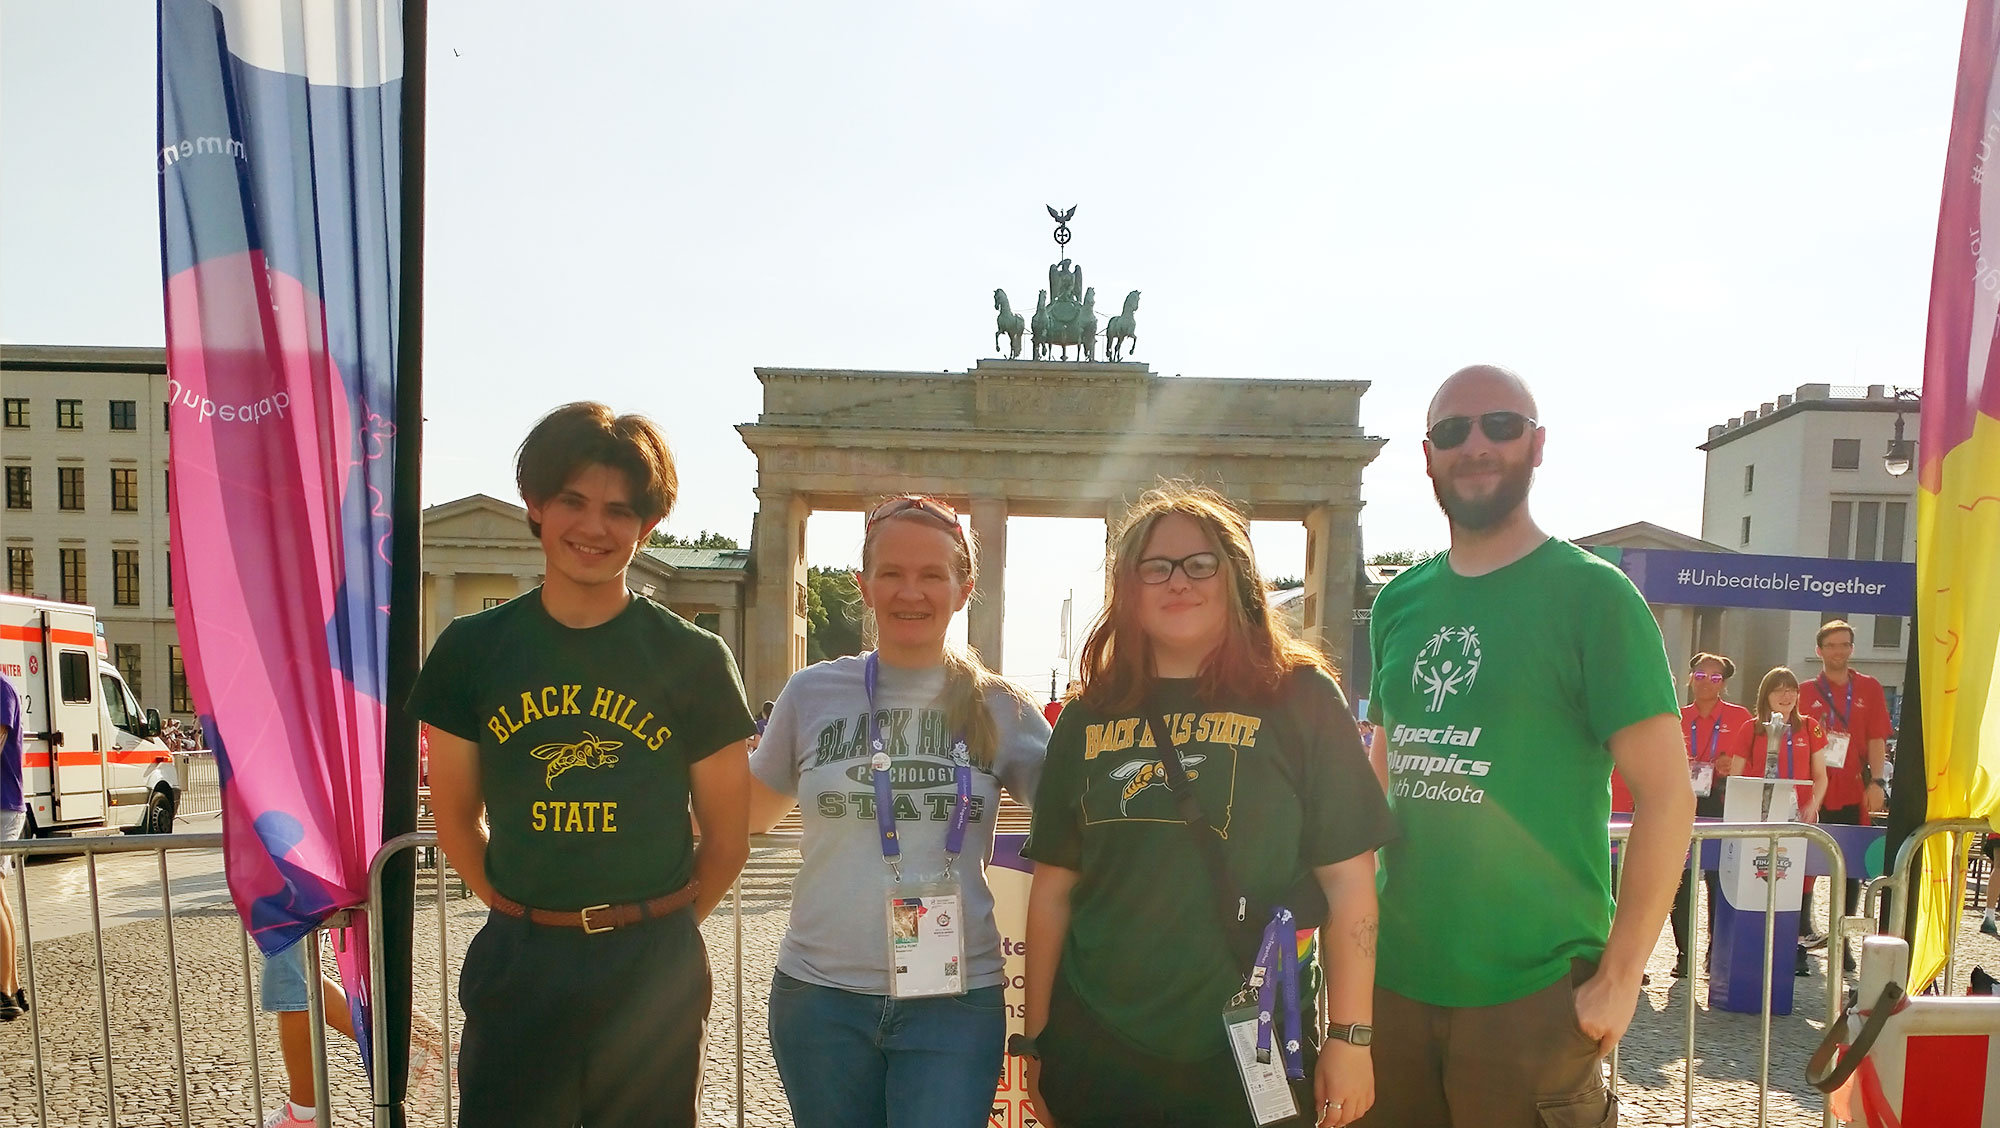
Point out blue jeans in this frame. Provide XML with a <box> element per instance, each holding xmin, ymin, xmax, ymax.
<box><xmin>768</xmin><ymin>970</ymin><xmax>1006</xmax><ymax>1128</ymax></box>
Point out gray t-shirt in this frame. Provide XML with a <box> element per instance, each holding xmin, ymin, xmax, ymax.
<box><xmin>750</xmin><ymin>653</ymin><xmax>1050</xmax><ymax>993</ymax></box>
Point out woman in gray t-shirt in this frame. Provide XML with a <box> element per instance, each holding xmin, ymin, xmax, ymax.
<box><xmin>748</xmin><ymin>495</ymin><xmax>1049</xmax><ymax>1128</ymax></box>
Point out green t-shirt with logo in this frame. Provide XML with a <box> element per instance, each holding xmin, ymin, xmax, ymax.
<box><xmin>1024</xmin><ymin>667</ymin><xmax>1396</xmax><ymax>1061</ymax></box>
<box><xmin>407</xmin><ymin>590</ymin><xmax>756</xmax><ymax>911</ymax></box>
<box><xmin>1367</xmin><ymin>539</ymin><xmax>1677</xmax><ymax>1008</ymax></box>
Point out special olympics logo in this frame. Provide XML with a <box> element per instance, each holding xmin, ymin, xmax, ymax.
<box><xmin>1412</xmin><ymin>626</ymin><xmax>1481</xmax><ymax>713</ymax></box>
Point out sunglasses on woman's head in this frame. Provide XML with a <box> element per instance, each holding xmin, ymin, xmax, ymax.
<box><xmin>1426</xmin><ymin>411</ymin><xmax>1537</xmax><ymax>450</ymax></box>
<box><xmin>867</xmin><ymin>495</ymin><xmax>963</xmax><ymax>537</ymax></box>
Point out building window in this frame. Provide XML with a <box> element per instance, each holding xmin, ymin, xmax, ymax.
<box><xmin>111</xmin><ymin>468</ymin><xmax>138</xmax><ymax>512</ymax></box>
<box><xmin>1829</xmin><ymin>499</ymin><xmax>1908</xmax><ymax>560</ymax></box>
<box><xmin>6</xmin><ymin>548</ymin><xmax>31</xmax><ymax>596</ymax></box>
<box><xmin>1743</xmin><ymin>464</ymin><xmax>1754</xmax><ymax>494</ymax></box>
<box><xmin>113</xmin><ymin>549</ymin><xmax>139</xmax><ymax>606</ymax></box>
<box><xmin>1831</xmin><ymin>438</ymin><xmax>1862</xmax><ymax>470</ymax></box>
<box><xmin>165</xmin><ymin>470</ymin><xmax>171</xmax><ymax>514</ymax></box>
<box><xmin>60</xmin><ymin>547</ymin><xmax>86</xmax><ymax>604</ymax></box>
<box><xmin>1874</xmin><ymin>614</ymin><xmax>1903</xmax><ymax>649</ymax></box>
<box><xmin>169</xmin><ymin>645</ymin><xmax>192</xmax><ymax>714</ymax></box>
<box><xmin>114</xmin><ymin>643</ymin><xmax>143</xmax><ymax>699</ymax></box>
<box><xmin>58</xmin><ymin>466</ymin><xmax>84</xmax><ymax>510</ymax></box>
<box><xmin>108</xmin><ymin>400</ymin><xmax>137</xmax><ymax>431</ymax></box>
<box><xmin>4</xmin><ymin>466</ymin><xmax>28</xmax><ymax>510</ymax></box>
<box><xmin>163</xmin><ymin>402</ymin><xmax>172</xmax><ymax>432</ymax></box>
<box><xmin>56</xmin><ymin>399</ymin><xmax>82</xmax><ymax>430</ymax></box>
<box><xmin>3</xmin><ymin>398</ymin><xmax>25</xmax><ymax>428</ymax></box>
<box><xmin>1740</xmin><ymin>515</ymin><xmax>1751</xmax><ymax>546</ymax></box>
<box><xmin>482</xmin><ymin>596</ymin><xmax>507</xmax><ymax>609</ymax></box>
<box><xmin>166</xmin><ymin>549</ymin><xmax>173</xmax><ymax>606</ymax></box>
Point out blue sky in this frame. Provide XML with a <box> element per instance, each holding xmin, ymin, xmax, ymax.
<box><xmin>0</xmin><ymin>0</ymin><xmax>1966</xmax><ymax>686</ymax></box>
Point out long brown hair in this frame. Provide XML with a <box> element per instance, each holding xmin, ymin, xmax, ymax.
<box><xmin>1753</xmin><ymin>666</ymin><xmax>1802</xmax><ymax>737</ymax></box>
<box><xmin>1076</xmin><ymin>482</ymin><xmax>1332</xmax><ymax>713</ymax></box>
<box><xmin>860</xmin><ymin>500</ymin><xmax>1032</xmax><ymax>770</ymax></box>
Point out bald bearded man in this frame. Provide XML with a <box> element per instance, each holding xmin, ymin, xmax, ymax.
<box><xmin>1359</xmin><ymin>366</ymin><xmax>1694</xmax><ymax>1127</ymax></box>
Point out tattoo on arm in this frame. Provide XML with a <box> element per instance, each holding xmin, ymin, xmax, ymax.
<box><xmin>1351</xmin><ymin>916</ymin><xmax>1378</xmax><ymax>959</ymax></box>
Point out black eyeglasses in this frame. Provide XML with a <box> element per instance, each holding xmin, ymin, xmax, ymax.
<box><xmin>1426</xmin><ymin>411</ymin><xmax>1537</xmax><ymax>450</ymax></box>
<box><xmin>1136</xmin><ymin>552</ymin><xmax>1221</xmax><ymax>585</ymax></box>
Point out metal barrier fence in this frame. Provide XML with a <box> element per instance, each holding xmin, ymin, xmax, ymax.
<box><xmin>1</xmin><ymin>820</ymin><xmax>1929</xmax><ymax>1128</ymax></box>
<box><xmin>170</xmin><ymin>751</ymin><xmax>220</xmax><ymax>819</ymax></box>
<box><xmin>1878</xmin><ymin>817</ymin><xmax>1996</xmax><ymax>995</ymax></box>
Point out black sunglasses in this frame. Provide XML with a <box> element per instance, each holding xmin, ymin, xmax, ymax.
<box><xmin>1426</xmin><ymin>411</ymin><xmax>1537</xmax><ymax>450</ymax></box>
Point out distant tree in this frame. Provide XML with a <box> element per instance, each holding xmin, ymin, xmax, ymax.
<box><xmin>1368</xmin><ymin>550</ymin><xmax>1437</xmax><ymax>566</ymax></box>
<box><xmin>648</xmin><ymin>529</ymin><xmax>740</xmax><ymax>550</ymax></box>
<box><xmin>807</xmin><ymin>566</ymin><xmax>865</xmax><ymax>662</ymax></box>
<box><xmin>1268</xmin><ymin>575</ymin><xmax>1305</xmax><ymax>591</ymax></box>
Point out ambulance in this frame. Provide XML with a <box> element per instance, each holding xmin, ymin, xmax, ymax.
<box><xmin>1</xmin><ymin>593</ymin><xmax>182</xmax><ymax>836</ymax></box>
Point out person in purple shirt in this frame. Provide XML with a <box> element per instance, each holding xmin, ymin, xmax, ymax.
<box><xmin>0</xmin><ymin>676</ymin><xmax>28</xmax><ymax>1022</ymax></box>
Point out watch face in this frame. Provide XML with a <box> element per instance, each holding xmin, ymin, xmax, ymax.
<box><xmin>1334</xmin><ymin>1023</ymin><xmax>1373</xmax><ymax>1047</ymax></box>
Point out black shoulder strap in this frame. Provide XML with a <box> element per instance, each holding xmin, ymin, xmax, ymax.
<box><xmin>1152</xmin><ymin>712</ymin><xmax>1247</xmax><ymax>928</ymax></box>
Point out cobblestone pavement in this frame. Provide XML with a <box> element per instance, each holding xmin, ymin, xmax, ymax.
<box><xmin>5</xmin><ymin>831</ymin><xmax>1998</xmax><ymax>1127</ymax></box>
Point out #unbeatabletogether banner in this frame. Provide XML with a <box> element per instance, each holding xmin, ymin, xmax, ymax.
<box><xmin>1915</xmin><ymin>0</ymin><xmax>2000</xmax><ymax>993</ymax></box>
<box><xmin>1609</xmin><ymin>548</ymin><xmax>1915</xmax><ymax>616</ymax></box>
<box><xmin>158</xmin><ymin>0</ymin><xmax>403</xmax><ymax>1065</ymax></box>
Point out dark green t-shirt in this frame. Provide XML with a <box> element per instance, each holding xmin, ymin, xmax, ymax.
<box><xmin>1367</xmin><ymin>539</ymin><xmax>1678</xmax><ymax>1008</ymax></box>
<box><xmin>406</xmin><ymin>590</ymin><xmax>756</xmax><ymax>911</ymax></box>
<box><xmin>1023</xmin><ymin>667</ymin><xmax>1395</xmax><ymax>1061</ymax></box>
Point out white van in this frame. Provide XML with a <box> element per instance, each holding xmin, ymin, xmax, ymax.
<box><xmin>1</xmin><ymin>593</ymin><xmax>182</xmax><ymax>836</ymax></box>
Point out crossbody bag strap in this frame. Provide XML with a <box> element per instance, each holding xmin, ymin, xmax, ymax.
<box><xmin>1152</xmin><ymin>711</ymin><xmax>1248</xmax><ymax>929</ymax></box>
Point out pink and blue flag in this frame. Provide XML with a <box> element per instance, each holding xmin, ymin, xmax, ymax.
<box><xmin>157</xmin><ymin>0</ymin><xmax>402</xmax><ymax>1058</ymax></box>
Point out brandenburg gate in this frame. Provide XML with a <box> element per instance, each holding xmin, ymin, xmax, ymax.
<box><xmin>736</xmin><ymin>359</ymin><xmax>1385</xmax><ymax>702</ymax></box>
<box><xmin>734</xmin><ymin>209</ymin><xmax>1386</xmax><ymax>703</ymax></box>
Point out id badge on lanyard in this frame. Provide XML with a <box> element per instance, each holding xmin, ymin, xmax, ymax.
<box><xmin>1222</xmin><ymin>909</ymin><xmax>1304</xmax><ymax>1125</ymax></box>
<box><xmin>866</xmin><ymin>653</ymin><xmax>970</xmax><ymax>999</ymax></box>
<box><xmin>1691</xmin><ymin>761</ymin><xmax>1715</xmax><ymax>798</ymax></box>
<box><xmin>1823</xmin><ymin>731</ymin><xmax>1850</xmax><ymax>769</ymax></box>
<box><xmin>1689</xmin><ymin>716</ymin><xmax>1722</xmax><ymax>797</ymax></box>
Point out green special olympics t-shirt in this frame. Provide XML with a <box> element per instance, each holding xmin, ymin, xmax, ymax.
<box><xmin>408</xmin><ymin>590</ymin><xmax>756</xmax><ymax>911</ymax></box>
<box><xmin>1024</xmin><ymin>668</ymin><xmax>1395</xmax><ymax>1061</ymax></box>
<box><xmin>1367</xmin><ymin>539</ymin><xmax>1678</xmax><ymax>1008</ymax></box>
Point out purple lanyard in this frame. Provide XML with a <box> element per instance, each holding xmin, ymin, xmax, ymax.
<box><xmin>864</xmin><ymin>652</ymin><xmax>971</xmax><ymax>880</ymax></box>
<box><xmin>1816</xmin><ymin>675</ymin><xmax>1854</xmax><ymax>731</ymax></box>
<box><xmin>1251</xmin><ymin>908</ymin><xmax>1305</xmax><ymax>1080</ymax></box>
<box><xmin>1688</xmin><ymin>714</ymin><xmax>1724</xmax><ymax>764</ymax></box>
<box><xmin>1765</xmin><ymin>723</ymin><xmax>1798</xmax><ymax>779</ymax></box>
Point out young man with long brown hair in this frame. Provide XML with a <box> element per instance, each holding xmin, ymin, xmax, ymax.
<box><xmin>409</xmin><ymin>402</ymin><xmax>753</xmax><ymax>1126</ymax></box>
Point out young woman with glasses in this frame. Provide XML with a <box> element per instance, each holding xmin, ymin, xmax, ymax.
<box><xmin>747</xmin><ymin>495</ymin><xmax>1050</xmax><ymax>1128</ymax></box>
<box><xmin>1019</xmin><ymin>484</ymin><xmax>1396</xmax><ymax>1128</ymax></box>
<box><xmin>1669</xmin><ymin>652</ymin><xmax>1753</xmax><ymax>977</ymax></box>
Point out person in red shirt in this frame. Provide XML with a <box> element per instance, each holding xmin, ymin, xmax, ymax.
<box><xmin>1796</xmin><ymin>620</ymin><xmax>1892</xmax><ymax>972</ymax></box>
<box><xmin>1723</xmin><ymin>668</ymin><xmax>1828</xmax><ymax>822</ymax></box>
<box><xmin>1670</xmin><ymin>652</ymin><xmax>1754</xmax><ymax>977</ymax></box>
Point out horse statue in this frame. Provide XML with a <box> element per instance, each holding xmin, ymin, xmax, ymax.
<box><xmin>1106</xmin><ymin>290</ymin><xmax>1141</xmax><ymax>361</ymax></box>
<box><xmin>993</xmin><ymin>289</ymin><xmax>1025</xmax><ymax>358</ymax></box>
<box><xmin>1081</xmin><ymin>288</ymin><xmax>1098</xmax><ymax>362</ymax></box>
<box><xmin>1030</xmin><ymin>290</ymin><xmax>1050</xmax><ymax>360</ymax></box>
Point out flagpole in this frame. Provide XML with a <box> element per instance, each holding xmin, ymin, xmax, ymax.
<box><xmin>381</xmin><ymin>0</ymin><xmax>429</xmax><ymax>1123</ymax></box>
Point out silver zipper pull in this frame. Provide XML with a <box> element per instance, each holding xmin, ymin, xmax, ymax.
<box><xmin>1237</xmin><ymin>897</ymin><xmax>1247</xmax><ymax>922</ymax></box>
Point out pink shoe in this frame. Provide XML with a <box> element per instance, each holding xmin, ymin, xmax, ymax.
<box><xmin>262</xmin><ymin>1102</ymin><xmax>316</xmax><ymax>1128</ymax></box>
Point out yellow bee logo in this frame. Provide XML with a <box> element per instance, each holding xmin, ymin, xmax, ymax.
<box><xmin>1108</xmin><ymin>754</ymin><xmax>1205</xmax><ymax>815</ymax></box>
<box><xmin>529</xmin><ymin>731</ymin><xmax>623</xmax><ymax>790</ymax></box>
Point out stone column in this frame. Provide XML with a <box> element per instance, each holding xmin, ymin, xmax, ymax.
<box><xmin>968</xmin><ymin>499</ymin><xmax>1008</xmax><ymax>670</ymax></box>
<box><xmin>517</xmin><ymin>571</ymin><xmax>540</xmax><ymax>596</ymax></box>
<box><xmin>717</xmin><ymin>604</ymin><xmax>742</xmax><ymax>666</ymax></box>
<box><xmin>750</xmin><ymin>489</ymin><xmax>810</xmax><ymax>704</ymax></box>
<box><xmin>429</xmin><ymin>572</ymin><xmax>457</xmax><ymax>652</ymax></box>
<box><xmin>1661</xmin><ymin>605</ymin><xmax>1694</xmax><ymax>687</ymax></box>
<box><xmin>1302</xmin><ymin>503</ymin><xmax>1361</xmax><ymax>685</ymax></box>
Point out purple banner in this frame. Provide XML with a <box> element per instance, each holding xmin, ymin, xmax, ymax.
<box><xmin>1601</xmin><ymin>548</ymin><xmax>1915</xmax><ymax>617</ymax></box>
<box><xmin>158</xmin><ymin>0</ymin><xmax>402</xmax><ymax>1063</ymax></box>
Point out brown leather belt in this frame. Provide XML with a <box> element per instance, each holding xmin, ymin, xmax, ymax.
<box><xmin>490</xmin><ymin>880</ymin><xmax>699</xmax><ymax>934</ymax></box>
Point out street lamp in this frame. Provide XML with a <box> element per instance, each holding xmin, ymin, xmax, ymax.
<box><xmin>1883</xmin><ymin>388</ymin><xmax>1920</xmax><ymax>477</ymax></box>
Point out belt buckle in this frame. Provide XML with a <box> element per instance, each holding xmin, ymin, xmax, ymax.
<box><xmin>579</xmin><ymin>904</ymin><xmax>614</xmax><ymax>935</ymax></box>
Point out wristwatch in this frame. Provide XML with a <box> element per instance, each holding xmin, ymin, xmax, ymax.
<box><xmin>1008</xmin><ymin>1033</ymin><xmax>1041</xmax><ymax>1059</ymax></box>
<box><xmin>1327</xmin><ymin>1022</ymin><xmax>1373</xmax><ymax>1047</ymax></box>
